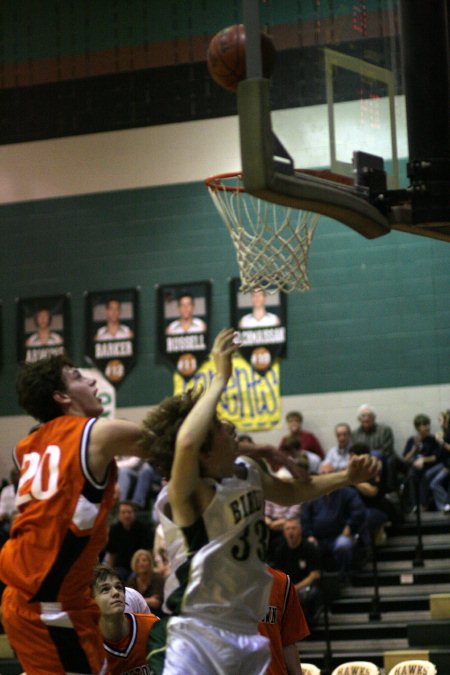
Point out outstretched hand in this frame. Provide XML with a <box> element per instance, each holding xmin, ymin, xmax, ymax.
<box><xmin>211</xmin><ymin>328</ymin><xmax>238</xmax><ymax>383</ymax></box>
<box><xmin>345</xmin><ymin>454</ymin><xmax>379</xmax><ymax>485</ymax></box>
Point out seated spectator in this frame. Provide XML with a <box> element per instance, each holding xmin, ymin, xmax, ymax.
<box><xmin>281</xmin><ymin>435</ymin><xmax>321</xmax><ymax>475</ymax></box>
<box><xmin>126</xmin><ymin>549</ymin><xmax>165</xmax><ymax>617</ymax></box>
<box><xmin>323</xmin><ymin>423</ymin><xmax>353</xmax><ymax>471</ymax></box>
<box><xmin>352</xmin><ymin>404</ymin><xmax>399</xmax><ymax>492</ymax></box>
<box><xmin>301</xmin><ymin>467</ymin><xmax>367</xmax><ymax>580</ymax></box>
<box><xmin>258</xmin><ymin>566</ymin><xmax>309</xmax><ymax>675</ymax></box>
<box><xmin>270</xmin><ymin>518</ymin><xmax>322</xmax><ymax>626</ymax></box>
<box><xmin>0</xmin><ymin>468</ymin><xmax>19</xmax><ymax>545</ymax></box>
<box><xmin>402</xmin><ymin>413</ymin><xmax>440</xmax><ymax>511</ymax></box>
<box><xmin>278</xmin><ymin>411</ymin><xmax>324</xmax><ymax>459</ymax></box>
<box><xmin>103</xmin><ymin>502</ymin><xmax>154</xmax><ymax>581</ymax></box>
<box><xmin>349</xmin><ymin>443</ymin><xmax>390</xmax><ymax>545</ymax></box>
<box><xmin>93</xmin><ymin>563</ymin><xmax>159</xmax><ymax>675</ymax></box>
<box><xmin>238</xmin><ymin>434</ymin><xmax>312</xmax><ymax>481</ymax></box>
<box><xmin>116</xmin><ymin>456</ymin><xmax>160</xmax><ymax>510</ymax></box>
<box><xmin>264</xmin><ymin>500</ymin><xmax>301</xmax><ymax>560</ymax></box>
<box><xmin>427</xmin><ymin>410</ymin><xmax>450</xmax><ymax>513</ymax></box>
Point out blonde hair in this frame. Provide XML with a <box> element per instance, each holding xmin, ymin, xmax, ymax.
<box><xmin>130</xmin><ymin>548</ymin><xmax>153</xmax><ymax>573</ymax></box>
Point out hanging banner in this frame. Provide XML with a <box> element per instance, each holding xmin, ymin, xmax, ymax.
<box><xmin>85</xmin><ymin>288</ymin><xmax>138</xmax><ymax>384</ymax></box>
<box><xmin>173</xmin><ymin>353</ymin><xmax>281</xmax><ymax>432</ymax></box>
<box><xmin>230</xmin><ymin>278</ymin><xmax>287</xmax><ymax>374</ymax></box>
<box><xmin>17</xmin><ymin>294</ymin><xmax>70</xmax><ymax>364</ymax></box>
<box><xmin>157</xmin><ymin>281</ymin><xmax>211</xmax><ymax>379</ymax></box>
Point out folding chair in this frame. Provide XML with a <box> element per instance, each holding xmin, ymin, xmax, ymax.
<box><xmin>331</xmin><ymin>661</ymin><xmax>379</xmax><ymax>675</ymax></box>
<box><xmin>387</xmin><ymin>660</ymin><xmax>437</xmax><ymax>675</ymax></box>
<box><xmin>301</xmin><ymin>663</ymin><xmax>321</xmax><ymax>675</ymax></box>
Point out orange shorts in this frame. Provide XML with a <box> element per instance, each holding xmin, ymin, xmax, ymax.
<box><xmin>2</xmin><ymin>586</ymin><xmax>109</xmax><ymax>674</ymax></box>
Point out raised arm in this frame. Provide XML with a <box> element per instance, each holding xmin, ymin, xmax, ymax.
<box><xmin>168</xmin><ymin>328</ymin><xmax>236</xmax><ymax>526</ymax></box>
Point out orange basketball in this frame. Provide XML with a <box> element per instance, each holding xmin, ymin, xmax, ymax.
<box><xmin>206</xmin><ymin>24</ymin><xmax>276</xmax><ymax>93</ymax></box>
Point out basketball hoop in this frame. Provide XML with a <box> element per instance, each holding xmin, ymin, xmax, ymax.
<box><xmin>205</xmin><ymin>171</ymin><xmax>320</xmax><ymax>293</ymax></box>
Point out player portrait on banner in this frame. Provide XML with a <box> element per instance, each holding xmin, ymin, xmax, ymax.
<box><xmin>85</xmin><ymin>288</ymin><xmax>138</xmax><ymax>384</ymax></box>
<box><xmin>17</xmin><ymin>294</ymin><xmax>69</xmax><ymax>364</ymax></box>
<box><xmin>157</xmin><ymin>281</ymin><xmax>211</xmax><ymax>379</ymax></box>
<box><xmin>230</xmin><ymin>278</ymin><xmax>287</xmax><ymax>373</ymax></box>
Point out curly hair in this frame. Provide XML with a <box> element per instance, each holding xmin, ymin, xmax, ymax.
<box><xmin>139</xmin><ymin>389</ymin><xmax>211</xmax><ymax>479</ymax></box>
<box><xmin>16</xmin><ymin>355</ymin><xmax>74</xmax><ymax>423</ymax></box>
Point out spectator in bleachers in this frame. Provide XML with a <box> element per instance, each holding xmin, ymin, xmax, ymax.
<box><xmin>264</xmin><ymin>500</ymin><xmax>302</xmax><ymax>560</ymax></box>
<box><xmin>301</xmin><ymin>464</ymin><xmax>367</xmax><ymax>580</ymax></box>
<box><xmin>270</xmin><ymin>518</ymin><xmax>322</xmax><ymax>627</ymax></box>
<box><xmin>322</xmin><ymin>423</ymin><xmax>353</xmax><ymax>471</ymax></box>
<box><xmin>402</xmin><ymin>413</ymin><xmax>441</xmax><ymax>511</ymax></box>
<box><xmin>116</xmin><ymin>456</ymin><xmax>160</xmax><ymax>510</ymax></box>
<box><xmin>126</xmin><ymin>549</ymin><xmax>165</xmax><ymax>617</ymax></box>
<box><xmin>427</xmin><ymin>410</ymin><xmax>450</xmax><ymax>513</ymax></box>
<box><xmin>352</xmin><ymin>404</ymin><xmax>399</xmax><ymax>492</ymax></box>
<box><xmin>349</xmin><ymin>443</ymin><xmax>391</xmax><ymax>545</ymax></box>
<box><xmin>103</xmin><ymin>502</ymin><xmax>154</xmax><ymax>581</ymax></box>
<box><xmin>278</xmin><ymin>411</ymin><xmax>324</xmax><ymax>459</ymax></box>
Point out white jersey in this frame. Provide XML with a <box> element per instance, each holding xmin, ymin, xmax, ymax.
<box><xmin>26</xmin><ymin>331</ymin><xmax>63</xmax><ymax>347</ymax></box>
<box><xmin>239</xmin><ymin>312</ymin><xmax>280</xmax><ymax>329</ymax></box>
<box><xmin>95</xmin><ymin>324</ymin><xmax>133</xmax><ymax>341</ymax></box>
<box><xmin>166</xmin><ymin>317</ymin><xmax>206</xmax><ymax>335</ymax></box>
<box><xmin>155</xmin><ymin>461</ymin><xmax>272</xmax><ymax>634</ymax></box>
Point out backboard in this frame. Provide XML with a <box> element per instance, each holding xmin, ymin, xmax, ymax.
<box><xmin>238</xmin><ymin>0</ymin><xmax>450</xmax><ymax>242</ymax></box>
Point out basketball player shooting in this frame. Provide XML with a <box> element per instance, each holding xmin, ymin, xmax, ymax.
<box><xmin>143</xmin><ymin>328</ymin><xmax>378</xmax><ymax>674</ymax></box>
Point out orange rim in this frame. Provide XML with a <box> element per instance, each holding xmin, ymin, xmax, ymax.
<box><xmin>204</xmin><ymin>171</ymin><xmax>245</xmax><ymax>192</ymax></box>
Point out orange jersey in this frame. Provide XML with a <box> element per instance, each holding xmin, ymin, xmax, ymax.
<box><xmin>259</xmin><ymin>567</ymin><xmax>310</xmax><ymax>675</ymax></box>
<box><xmin>104</xmin><ymin>612</ymin><xmax>159</xmax><ymax>675</ymax></box>
<box><xmin>0</xmin><ymin>415</ymin><xmax>117</xmax><ymax>607</ymax></box>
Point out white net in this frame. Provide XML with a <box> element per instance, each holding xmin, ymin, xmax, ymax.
<box><xmin>206</xmin><ymin>173</ymin><xmax>320</xmax><ymax>293</ymax></box>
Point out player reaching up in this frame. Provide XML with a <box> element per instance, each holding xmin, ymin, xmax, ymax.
<box><xmin>143</xmin><ymin>328</ymin><xmax>378</xmax><ymax>675</ymax></box>
<box><xmin>0</xmin><ymin>355</ymin><xmax>158</xmax><ymax>674</ymax></box>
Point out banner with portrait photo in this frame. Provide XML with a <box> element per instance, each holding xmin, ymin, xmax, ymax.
<box><xmin>85</xmin><ymin>288</ymin><xmax>138</xmax><ymax>384</ymax></box>
<box><xmin>173</xmin><ymin>352</ymin><xmax>281</xmax><ymax>432</ymax></box>
<box><xmin>17</xmin><ymin>294</ymin><xmax>70</xmax><ymax>364</ymax></box>
<box><xmin>230</xmin><ymin>278</ymin><xmax>287</xmax><ymax>374</ymax></box>
<box><xmin>157</xmin><ymin>281</ymin><xmax>211</xmax><ymax>380</ymax></box>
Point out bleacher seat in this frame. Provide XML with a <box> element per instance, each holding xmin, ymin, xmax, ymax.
<box><xmin>331</xmin><ymin>661</ymin><xmax>379</xmax><ymax>675</ymax></box>
<box><xmin>301</xmin><ymin>663</ymin><xmax>321</xmax><ymax>675</ymax></box>
<box><xmin>387</xmin><ymin>660</ymin><xmax>437</xmax><ymax>675</ymax></box>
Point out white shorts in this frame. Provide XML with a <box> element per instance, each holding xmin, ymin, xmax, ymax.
<box><xmin>162</xmin><ymin>616</ymin><xmax>270</xmax><ymax>675</ymax></box>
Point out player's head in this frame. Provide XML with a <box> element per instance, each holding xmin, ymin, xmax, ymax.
<box><xmin>140</xmin><ymin>390</ymin><xmax>236</xmax><ymax>479</ymax></box>
<box><xmin>33</xmin><ymin>306</ymin><xmax>52</xmax><ymax>329</ymax></box>
<box><xmin>17</xmin><ymin>356</ymin><xmax>102</xmax><ymax>423</ymax></box>
<box><xmin>286</xmin><ymin>411</ymin><xmax>303</xmax><ymax>432</ymax></box>
<box><xmin>177</xmin><ymin>293</ymin><xmax>194</xmax><ymax>320</ymax></box>
<box><xmin>335</xmin><ymin>422</ymin><xmax>352</xmax><ymax>448</ymax></box>
<box><xmin>357</xmin><ymin>404</ymin><xmax>376</xmax><ymax>430</ymax></box>
<box><xmin>250</xmin><ymin>287</ymin><xmax>267</xmax><ymax>310</ymax></box>
<box><xmin>92</xmin><ymin>564</ymin><xmax>125</xmax><ymax>616</ymax></box>
<box><xmin>105</xmin><ymin>298</ymin><xmax>122</xmax><ymax>323</ymax></box>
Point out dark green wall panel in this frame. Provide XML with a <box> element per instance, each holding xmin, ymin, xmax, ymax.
<box><xmin>0</xmin><ymin>180</ymin><xmax>449</xmax><ymax>416</ymax></box>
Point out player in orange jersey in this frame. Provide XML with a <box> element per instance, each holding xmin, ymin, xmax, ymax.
<box><xmin>93</xmin><ymin>564</ymin><xmax>159</xmax><ymax>675</ymax></box>
<box><xmin>259</xmin><ymin>566</ymin><xmax>310</xmax><ymax>675</ymax></box>
<box><xmin>0</xmin><ymin>355</ymin><xmax>158</xmax><ymax>674</ymax></box>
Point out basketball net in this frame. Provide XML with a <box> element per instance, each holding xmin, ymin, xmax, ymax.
<box><xmin>205</xmin><ymin>172</ymin><xmax>320</xmax><ymax>293</ymax></box>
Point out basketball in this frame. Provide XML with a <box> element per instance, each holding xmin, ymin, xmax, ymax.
<box><xmin>206</xmin><ymin>24</ymin><xmax>276</xmax><ymax>93</ymax></box>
